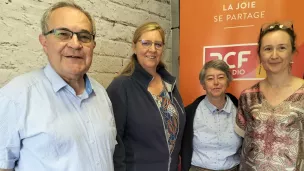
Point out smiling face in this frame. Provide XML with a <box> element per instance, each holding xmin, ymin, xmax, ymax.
<box><xmin>202</xmin><ymin>68</ymin><xmax>229</xmax><ymax>98</ymax></box>
<box><xmin>133</xmin><ymin>30</ymin><xmax>164</xmax><ymax>74</ymax></box>
<box><xmin>259</xmin><ymin>30</ymin><xmax>293</xmax><ymax>74</ymax></box>
<box><xmin>39</xmin><ymin>7</ymin><xmax>95</xmax><ymax>81</ymax></box>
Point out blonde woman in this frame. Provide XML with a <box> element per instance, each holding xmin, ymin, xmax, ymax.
<box><xmin>107</xmin><ymin>22</ymin><xmax>186</xmax><ymax>171</ymax></box>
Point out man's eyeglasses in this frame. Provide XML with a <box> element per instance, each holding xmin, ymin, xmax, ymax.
<box><xmin>138</xmin><ymin>40</ymin><xmax>164</xmax><ymax>50</ymax></box>
<box><xmin>44</xmin><ymin>28</ymin><xmax>95</xmax><ymax>43</ymax></box>
<box><xmin>260</xmin><ymin>21</ymin><xmax>293</xmax><ymax>33</ymax></box>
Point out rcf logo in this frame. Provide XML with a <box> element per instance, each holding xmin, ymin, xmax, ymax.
<box><xmin>203</xmin><ymin>43</ymin><xmax>260</xmax><ymax>80</ymax></box>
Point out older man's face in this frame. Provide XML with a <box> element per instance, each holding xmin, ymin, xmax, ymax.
<box><xmin>39</xmin><ymin>7</ymin><xmax>95</xmax><ymax>81</ymax></box>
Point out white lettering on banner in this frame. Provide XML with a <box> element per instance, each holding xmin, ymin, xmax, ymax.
<box><xmin>226</xmin><ymin>11</ymin><xmax>265</xmax><ymax>21</ymax></box>
<box><xmin>210</xmin><ymin>51</ymin><xmax>250</xmax><ymax>69</ymax></box>
<box><xmin>214</xmin><ymin>15</ymin><xmax>223</xmax><ymax>22</ymax></box>
<box><xmin>236</xmin><ymin>1</ymin><xmax>256</xmax><ymax>10</ymax></box>
<box><xmin>223</xmin><ymin>4</ymin><xmax>233</xmax><ymax>11</ymax></box>
<box><xmin>214</xmin><ymin>1</ymin><xmax>266</xmax><ymax>23</ymax></box>
<box><xmin>204</xmin><ymin>43</ymin><xmax>259</xmax><ymax>80</ymax></box>
<box><xmin>223</xmin><ymin>1</ymin><xmax>256</xmax><ymax>11</ymax></box>
<box><xmin>232</xmin><ymin>69</ymin><xmax>246</xmax><ymax>76</ymax></box>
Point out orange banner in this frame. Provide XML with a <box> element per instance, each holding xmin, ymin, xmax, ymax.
<box><xmin>180</xmin><ymin>0</ymin><xmax>304</xmax><ymax>105</ymax></box>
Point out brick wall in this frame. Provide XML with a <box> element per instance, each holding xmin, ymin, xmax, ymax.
<box><xmin>0</xmin><ymin>0</ymin><xmax>172</xmax><ymax>87</ymax></box>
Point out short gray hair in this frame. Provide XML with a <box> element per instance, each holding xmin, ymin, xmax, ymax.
<box><xmin>41</xmin><ymin>1</ymin><xmax>96</xmax><ymax>35</ymax></box>
<box><xmin>199</xmin><ymin>59</ymin><xmax>233</xmax><ymax>85</ymax></box>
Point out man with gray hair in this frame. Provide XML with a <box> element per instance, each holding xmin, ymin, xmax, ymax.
<box><xmin>0</xmin><ymin>1</ymin><xmax>116</xmax><ymax>171</ymax></box>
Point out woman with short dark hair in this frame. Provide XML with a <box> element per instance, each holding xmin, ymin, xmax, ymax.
<box><xmin>181</xmin><ymin>59</ymin><xmax>242</xmax><ymax>171</ymax></box>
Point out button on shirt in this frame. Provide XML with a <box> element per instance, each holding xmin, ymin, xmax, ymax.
<box><xmin>191</xmin><ymin>96</ymin><xmax>242</xmax><ymax>170</ymax></box>
<box><xmin>0</xmin><ymin>64</ymin><xmax>116</xmax><ymax>171</ymax></box>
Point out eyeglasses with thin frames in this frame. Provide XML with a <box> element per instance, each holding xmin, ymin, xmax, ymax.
<box><xmin>44</xmin><ymin>28</ymin><xmax>95</xmax><ymax>44</ymax></box>
<box><xmin>138</xmin><ymin>39</ymin><xmax>164</xmax><ymax>50</ymax></box>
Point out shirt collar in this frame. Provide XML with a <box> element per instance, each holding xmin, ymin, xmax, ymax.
<box><xmin>131</xmin><ymin>59</ymin><xmax>176</xmax><ymax>91</ymax></box>
<box><xmin>44</xmin><ymin>63</ymin><xmax>94</xmax><ymax>95</ymax></box>
<box><xmin>204</xmin><ymin>95</ymin><xmax>233</xmax><ymax>114</ymax></box>
<box><xmin>84</xmin><ymin>74</ymin><xmax>93</xmax><ymax>95</ymax></box>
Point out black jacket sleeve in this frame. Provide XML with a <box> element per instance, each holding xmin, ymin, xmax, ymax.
<box><xmin>107</xmin><ymin>77</ymin><xmax>128</xmax><ymax>171</ymax></box>
<box><xmin>180</xmin><ymin>104</ymin><xmax>194</xmax><ymax>171</ymax></box>
<box><xmin>180</xmin><ymin>95</ymin><xmax>206</xmax><ymax>171</ymax></box>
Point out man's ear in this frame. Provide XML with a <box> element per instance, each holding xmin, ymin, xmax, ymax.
<box><xmin>39</xmin><ymin>34</ymin><xmax>48</xmax><ymax>53</ymax></box>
